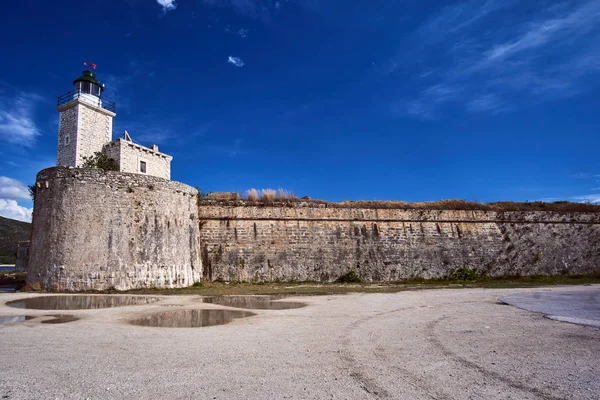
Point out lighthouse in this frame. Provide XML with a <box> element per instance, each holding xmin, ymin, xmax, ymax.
<box><xmin>56</xmin><ymin>64</ymin><xmax>115</xmax><ymax>168</ymax></box>
<box><xmin>55</xmin><ymin>64</ymin><xmax>172</xmax><ymax>180</ymax></box>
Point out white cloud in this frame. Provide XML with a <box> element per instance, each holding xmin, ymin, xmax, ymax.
<box><xmin>225</xmin><ymin>25</ymin><xmax>249</xmax><ymax>38</ymax></box>
<box><xmin>466</xmin><ymin>93</ymin><xmax>505</xmax><ymax>113</ymax></box>
<box><xmin>477</xmin><ymin>1</ymin><xmax>600</xmax><ymax>68</ymax></box>
<box><xmin>228</xmin><ymin>56</ymin><xmax>245</xmax><ymax>67</ymax></box>
<box><xmin>202</xmin><ymin>0</ymin><xmax>274</xmax><ymax>22</ymax></box>
<box><xmin>156</xmin><ymin>0</ymin><xmax>176</xmax><ymax>12</ymax></box>
<box><xmin>570</xmin><ymin>194</ymin><xmax>600</xmax><ymax>204</ymax></box>
<box><xmin>0</xmin><ymin>93</ymin><xmax>42</xmax><ymax>146</ymax></box>
<box><xmin>0</xmin><ymin>199</ymin><xmax>32</xmax><ymax>222</ymax></box>
<box><xmin>393</xmin><ymin>0</ymin><xmax>600</xmax><ymax>118</ymax></box>
<box><xmin>0</xmin><ymin>177</ymin><xmax>31</xmax><ymax>201</ymax></box>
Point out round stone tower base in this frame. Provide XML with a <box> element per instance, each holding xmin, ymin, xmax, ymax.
<box><xmin>27</xmin><ymin>167</ymin><xmax>202</xmax><ymax>291</ymax></box>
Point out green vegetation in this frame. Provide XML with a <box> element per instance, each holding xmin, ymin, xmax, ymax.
<box><xmin>448</xmin><ymin>268</ymin><xmax>484</xmax><ymax>281</ymax></box>
<box><xmin>28</xmin><ymin>184</ymin><xmax>36</xmax><ymax>201</ymax></box>
<box><xmin>205</xmin><ymin>197</ymin><xmax>600</xmax><ymax>213</ymax></box>
<box><xmin>195</xmin><ymin>187</ymin><xmax>207</xmax><ymax>206</ymax></box>
<box><xmin>81</xmin><ymin>152</ymin><xmax>119</xmax><ymax>171</ymax></box>
<box><xmin>57</xmin><ymin>272</ymin><xmax>599</xmax><ymax>296</ymax></box>
<box><xmin>0</xmin><ymin>216</ymin><xmax>31</xmax><ymax>264</ymax></box>
<box><xmin>336</xmin><ymin>269</ymin><xmax>362</xmax><ymax>283</ymax></box>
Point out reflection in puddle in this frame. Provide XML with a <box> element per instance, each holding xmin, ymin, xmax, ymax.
<box><xmin>201</xmin><ymin>296</ymin><xmax>306</xmax><ymax>310</ymax></box>
<box><xmin>7</xmin><ymin>296</ymin><xmax>160</xmax><ymax>310</ymax></box>
<box><xmin>41</xmin><ymin>314</ymin><xmax>79</xmax><ymax>324</ymax></box>
<box><xmin>129</xmin><ymin>309</ymin><xmax>255</xmax><ymax>328</ymax></box>
<box><xmin>0</xmin><ymin>315</ymin><xmax>33</xmax><ymax>324</ymax></box>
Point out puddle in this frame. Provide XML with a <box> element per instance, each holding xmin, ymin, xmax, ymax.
<box><xmin>0</xmin><ymin>315</ymin><xmax>34</xmax><ymax>324</ymax></box>
<box><xmin>129</xmin><ymin>309</ymin><xmax>255</xmax><ymax>328</ymax></box>
<box><xmin>201</xmin><ymin>296</ymin><xmax>306</xmax><ymax>310</ymax></box>
<box><xmin>6</xmin><ymin>296</ymin><xmax>160</xmax><ymax>310</ymax></box>
<box><xmin>41</xmin><ymin>315</ymin><xmax>79</xmax><ymax>324</ymax></box>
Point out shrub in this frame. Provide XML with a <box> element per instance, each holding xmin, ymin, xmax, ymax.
<box><xmin>195</xmin><ymin>187</ymin><xmax>207</xmax><ymax>206</ymax></box>
<box><xmin>448</xmin><ymin>268</ymin><xmax>482</xmax><ymax>281</ymax></box>
<box><xmin>246</xmin><ymin>188</ymin><xmax>258</xmax><ymax>201</ymax></box>
<box><xmin>28</xmin><ymin>184</ymin><xmax>36</xmax><ymax>201</ymax></box>
<box><xmin>81</xmin><ymin>152</ymin><xmax>119</xmax><ymax>171</ymax></box>
<box><xmin>337</xmin><ymin>269</ymin><xmax>362</xmax><ymax>283</ymax></box>
<box><xmin>261</xmin><ymin>189</ymin><xmax>276</xmax><ymax>203</ymax></box>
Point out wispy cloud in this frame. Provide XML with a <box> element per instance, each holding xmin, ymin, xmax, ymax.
<box><xmin>225</xmin><ymin>25</ymin><xmax>249</xmax><ymax>38</ymax></box>
<box><xmin>201</xmin><ymin>0</ymin><xmax>288</xmax><ymax>22</ymax></box>
<box><xmin>571</xmin><ymin>173</ymin><xmax>600</xmax><ymax>180</ymax></box>
<box><xmin>156</xmin><ymin>0</ymin><xmax>176</xmax><ymax>13</ymax></box>
<box><xmin>228</xmin><ymin>56</ymin><xmax>245</xmax><ymax>67</ymax></box>
<box><xmin>0</xmin><ymin>199</ymin><xmax>32</xmax><ymax>222</ymax></box>
<box><xmin>393</xmin><ymin>0</ymin><xmax>600</xmax><ymax>118</ymax></box>
<box><xmin>570</xmin><ymin>194</ymin><xmax>600</xmax><ymax>204</ymax></box>
<box><xmin>0</xmin><ymin>92</ymin><xmax>42</xmax><ymax>147</ymax></box>
<box><xmin>0</xmin><ymin>177</ymin><xmax>31</xmax><ymax>201</ymax></box>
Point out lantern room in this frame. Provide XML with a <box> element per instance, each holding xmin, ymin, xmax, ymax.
<box><xmin>73</xmin><ymin>69</ymin><xmax>104</xmax><ymax>97</ymax></box>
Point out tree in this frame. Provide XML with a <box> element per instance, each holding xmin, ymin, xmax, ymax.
<box><xmin>81</xmin><ymin>152</ymin><xmax>119</xmax><ymax>171</ymax></box>
<box><xmin>28</xmin><ymin>184</ymin><xmax>36</xmax><ymax>201</ymax></box>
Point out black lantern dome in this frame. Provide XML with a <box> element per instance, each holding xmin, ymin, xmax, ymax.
<box><xmin>73</xmin><ymin>70</ymin><xmax>104</xmax><ymax>97</ymax></box>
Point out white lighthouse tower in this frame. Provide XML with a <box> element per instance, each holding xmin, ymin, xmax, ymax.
<box><xmin>55</xmin><ymin>64</ymin><xmax>172</xmax><ymax>180</ymax></box>
<box><xmin>56</xmin><ymin>65</ymin><xmax>116</xmax><ymax>167</ymax></box>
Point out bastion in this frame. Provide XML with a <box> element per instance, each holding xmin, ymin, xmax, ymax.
<box><xmin>26</xmin><ymin>167</ymin><xmax>201</xmax><ymax>291</ymax></box>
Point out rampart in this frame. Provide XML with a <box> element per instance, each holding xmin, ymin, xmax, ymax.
<box><xmin>198</xmin><ymin>200</ymin><xmax>600</xmax><ymax>282</ymax></box>
<box><xmin>27</xmin><ymin>167</ymin><xmax>201</xmax><ymax>291</ymax></box>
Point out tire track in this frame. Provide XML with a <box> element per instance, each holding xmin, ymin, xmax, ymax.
<box><xmin>338</xmin><ymin>305</ymin><xmax>447</xmax><ymax>399</ymax></box>
<box><xmin>425</xmin><ymin>316</ymin><xmax>563</xmax><ymax>400</ymax></box>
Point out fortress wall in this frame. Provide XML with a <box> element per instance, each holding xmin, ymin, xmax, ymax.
<box><xmin>27</xmin><ymin>167</ymin><xmax>202</xmax><ymax>291</ymax></box>
<box><xmin>198</xmin><ymin>201</ymin><xmax>600</xmax><ymax>282</ymax></box>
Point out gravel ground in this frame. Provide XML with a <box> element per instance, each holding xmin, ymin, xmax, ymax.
<box><xmin>1</xmin><ymin>286</ymin><xmax>599</xmax><ymax>400</ymax></box>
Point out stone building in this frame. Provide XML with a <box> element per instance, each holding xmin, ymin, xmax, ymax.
<box><xmin>56</xmin><ymin>68</ymin><xmax>172</xmax><ymax>179</ymax></box>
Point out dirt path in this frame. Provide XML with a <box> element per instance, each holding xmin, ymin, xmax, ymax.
<box><xmin>1</xmin><ymin>286</ymin><xmax>598</xmax><ymax>399</ymax></box>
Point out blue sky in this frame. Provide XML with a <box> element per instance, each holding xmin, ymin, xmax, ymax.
<box><xmin>1</xmin><ymin>0</ymin><xmax>600</xmax><ymax>221</ymax></box>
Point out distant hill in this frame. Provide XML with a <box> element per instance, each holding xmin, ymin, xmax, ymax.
<box><xmin>0</xmin><ymin>216</ymin><xmax>31</xmax><ymax>264</ymax></box>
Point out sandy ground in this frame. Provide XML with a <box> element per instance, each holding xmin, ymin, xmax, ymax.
<box><xmin>1</xmin><ymin>286</ymin><xmax>599</xmax><ymax>400</ymax></box>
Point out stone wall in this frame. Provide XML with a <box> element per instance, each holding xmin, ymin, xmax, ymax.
<box><xmin>15</xmin><ymin>241</ymin><xmax>30</xmax><ymax>273</ymax></box>
<box><xmin>198</xmin><ymin>201</ymin><xmax>600</xmax><ymax>282</ymax></box>
<box><xmin>56</xmin><ymin>106</ymin><xmax>78</xmax><ymax>167</ymax></box>
<box><xmin>104</xmin><ymin>139</ymin><xmax>172</xmax><ymax>180</ymax></box>
<box><xmin>27</xmin><ymin>167</ymin><xmax>201</xmax><ymax>291</ymax></box>
<box><xmin>56</xmin><ymin>100</ymin><xmax>115</xmax><ymax>167</ymax></box>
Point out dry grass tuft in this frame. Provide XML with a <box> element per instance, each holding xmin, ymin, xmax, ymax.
<box><xmin>246</xmin><ymin>188</ymin><xmax>258</xmax><ymax>201</ymax></box>
<box><xmin>276</xmin><ymin>188</ymin><xmax>296</xmax><ymax>199</ymax></box>
<box><xmin>261</xmin><ymin>189</ymin><xmax>276</xmax><ymax>203</ymax></box>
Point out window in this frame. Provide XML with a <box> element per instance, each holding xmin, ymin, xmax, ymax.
<box><xmin>65</xmin><ymin>135</ymin><xmax>70</xmax><ymax>145</ymax></box>
<box><xmin>140</xmin><ymin>161</ymin><xmax>147</xmax><ymax>174</ymax></box>
<box><xmin>79</xmin><ymin>81</ymin><xmax>91</xmax><ymax>94</ymax></box>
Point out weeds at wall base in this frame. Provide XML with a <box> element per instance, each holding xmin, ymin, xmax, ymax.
<box><xmin>11</xmin><ymin>271</ymin><xmax>600</xmax><ymax>294</ymax></box>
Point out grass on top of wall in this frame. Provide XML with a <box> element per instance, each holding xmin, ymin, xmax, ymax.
<box><xmin>203</xmin><ymin>198</ymin><xmax>600</xmax><ymax>213</ymax></box>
